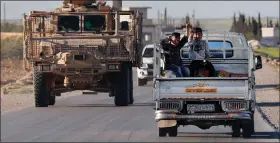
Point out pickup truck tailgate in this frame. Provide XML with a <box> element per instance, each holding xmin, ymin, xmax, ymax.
<box><xmin>155</xmin><ymin>78</ymin><xmax>249</xmax><ymax>100</ymax></box>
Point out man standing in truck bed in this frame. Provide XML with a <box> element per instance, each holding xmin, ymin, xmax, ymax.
<box><xmin>186</xmin><ymin>27</ymin><xmax>216</xmax><ymax>77</ymax></box>
<box><xmin>160</xmin><ymin>23</ymin><xmax>192</xmax><ymax>77</ymax></box>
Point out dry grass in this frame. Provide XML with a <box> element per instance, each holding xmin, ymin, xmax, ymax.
<box><xmin>1</xmin><ymin>58</ymin><xmax>29</xmax><ymax>83</ymax></box>
<box><xmin>1</xmin><ymin>32</ymin><xmax>22</xmax><ymax>40</ymax></box>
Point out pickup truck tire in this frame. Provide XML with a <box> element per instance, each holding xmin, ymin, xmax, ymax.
<box><xmin>158</xmin><ymin>128</ymin><xmax>167</xmax><ymax>137</ymax></box>
<box><xmin>114</xmin><ymin>62</ymin><xmax>129</xmax><ymax>106</ymax></box>
<box><xmin>138</xmin><ymin>78</ymin><xmax>147</xmax><ymax>86</ymax></box>
<box><xmin>34</xmin><ymin>72</ymin><xmax>49</xmax><ymax>107</ymax></box>
<box><xmin>242</xmin><ymin>120</ymin><xmax>254</xmax><ymax>138</ymax></box>
<box><xmin>128</xmin><ymin>63</ymin><xmax>134</xmax><ymax>104</ymax></box>
<box><xmin>168</xmin><ymin>126</ymin><xmax>178</xmax><ymax>137</ymax></box>
<box><xmin>231</xmin><ymin>121</ymin><xmax>241</xmax><ymax>137</ymax></box>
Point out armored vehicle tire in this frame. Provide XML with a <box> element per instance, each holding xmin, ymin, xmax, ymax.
<box><xmin>34</xmin><ymin>72</ymin><xmax>49</xmax><ymax>107</ymax></box>
<box><xmin>128</xmin><ymin>63</ymin><xmax>134</xmax><ymax>104</ymax></box>
<box><xmin>48</xmin><ymin>94</ymin><xmax>55</xmax><ymax>105</ymax></box>
<box><xmin>137</xmin><ymin>78</ymin><xmax>147</xmax><ymax>86</ymax></box>
<box><xmin>158</xmin><ymin>127</ymin><xmax>167</xmax><ymax>137</ymax></box>
<box><xmin>232</xmin><ymin>121</ymin><xmax>241</xmax><ymax>137</ymax></box>
<box><xmin>114</xmin><ymin>62</ymin><xmax>130</xmax><ymax>106</ymax></box>
<box><xmin>55</xmin><ymin>93</ymin><xmax>61</xmax><ymax>96</ymax></box>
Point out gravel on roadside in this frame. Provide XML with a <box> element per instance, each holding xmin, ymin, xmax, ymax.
<box><xmin>255</xmin><ymin>59</ymin><xmax>280</xmax><ymax>131</ymax></box>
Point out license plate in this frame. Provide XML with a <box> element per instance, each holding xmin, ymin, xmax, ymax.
<box><xmin>187</xmin><ymin>104</ymin><xmax>215</xmax><ymax>112</ymax></box>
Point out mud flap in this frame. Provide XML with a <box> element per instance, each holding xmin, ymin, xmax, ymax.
<box><xmin>158</xmin><ymin>119</ymin><xmax>177</xmax><ymax>128</ymax></box>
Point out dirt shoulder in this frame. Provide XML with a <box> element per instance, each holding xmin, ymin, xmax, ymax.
<box><xmin>255</xmin><ymin>59</ymin><xmax>280</xmax><ymax>131</ymax></box>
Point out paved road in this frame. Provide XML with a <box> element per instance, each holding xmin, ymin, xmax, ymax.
<box><xmin>1</xmin><ymin>69</ymin><xmax>279</xmax><ymax>142</ymax></box>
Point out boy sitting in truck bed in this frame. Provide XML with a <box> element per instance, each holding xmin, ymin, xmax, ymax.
<box><xmin>186</xmin><ymin>27</ymin><xmax>216</xmax><ymax>77</ymax></box>
<box><xmin>160</xmin><ymin>23</ymin><xmax>192</xmax><ymax>77</ymax></box>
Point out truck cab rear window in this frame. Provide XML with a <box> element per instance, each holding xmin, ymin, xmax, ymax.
<box><xmin>84</xmin><ymin>15</ymin><xmax>106</xmax><ymax>31</ymax></box>
<box><xmin>182</xmin><ymin>41</ymin><xmax>234</xmax><ymax>58</ymax></box>
<box><xmin>57</xmin><ymin>16</ymin><xmax>80</xmax><ymax>32</ymax></box>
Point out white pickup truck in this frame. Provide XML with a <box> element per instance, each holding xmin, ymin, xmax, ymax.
<box><xmin>152</xmin><ymin>31</ymin><xmax>263</xmax><ymax>138</ymax></box>
<box><xmin>137</xmin><ymin>44</ymin><xmax>165</xmax><ymax>86</ymax></box>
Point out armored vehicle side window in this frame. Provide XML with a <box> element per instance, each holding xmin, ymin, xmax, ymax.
<box><xmin>57</xmin><ymin>16</ymin><xmax>80</xmax><ymax>32</ymax></box>
<box><xmin>84</xmin><ymin>15</ymin><xmax>106</xmax><ymax>31</ymax></box>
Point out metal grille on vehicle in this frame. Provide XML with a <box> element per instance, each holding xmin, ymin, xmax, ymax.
<box><xmin>66</xmin><ymin>68</ymin><xmax>92</xmax><ymax>74</ymax></box>
<box><xmin>221</xmin><ymin>101</ymin><xmax>248</xmax><ymax>112</ymax></box>
<box><xmin>158</xmin><ymin>101</ymin><xmax>181</xmax><ymax>110</ymax></box>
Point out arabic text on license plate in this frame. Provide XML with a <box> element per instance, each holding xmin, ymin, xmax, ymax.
<box><xmin>185</xmin><ymin>88</ymin><xmax>217</xmax><ymax>93</ymax></box>
<box><xmin>187</xmin><ymin>104</ymin><xmax>215</xmax><ymax>112</ymax></box>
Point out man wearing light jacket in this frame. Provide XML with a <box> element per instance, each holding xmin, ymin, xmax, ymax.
<box><xmin>185</xmin><ymin>27</ymin><xmax>216</xmax><ymax>77</ymax></box>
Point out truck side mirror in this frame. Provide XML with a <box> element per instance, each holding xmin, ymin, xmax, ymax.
<box><xmin>255</xmin><ymin>55</ymin><xmax>262</xmax><ymax>70</ymax></box>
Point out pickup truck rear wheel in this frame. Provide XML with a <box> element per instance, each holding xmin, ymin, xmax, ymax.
<box><xmin>242</xmin><ymin>120</ymin><xmax>254</xmax><ymax>138</ymax></box>
<box><xmin>158</xmin><ymin>128</ymin><xmax>167</xmax><ymax>137</ymax></box>
<box><xmin>232</xmin><ymin>121</ymin><xmax>241</xmax><ymax>137</ymax></box>
<box><xmin>34</xmin><ymin>72</ymin><xmax>49</xmax><ymax>107</ymax></box>
<box><xmin>168</xmin><ymin>126</ymin><xmax>178</xmax><ymax>137</ymax></box>
<box><xmin>137</xmin><ymin>78</ymin><xmax>147</xmax><ymax>86</ymax></box>
<box><xmin>114</xmin><ymin>62</ymin><xmax>129</xmax><ymax>106</ymax></box>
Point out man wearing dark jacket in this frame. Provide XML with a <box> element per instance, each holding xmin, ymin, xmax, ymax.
<box><xmin>160</xmin><ymin>24</ymin><xmax>191</xmax><ymax>77</ymax></box>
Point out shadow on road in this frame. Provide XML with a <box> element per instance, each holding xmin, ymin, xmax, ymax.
<box><xmin>67</xmin><ymin>103</ymin><xmax>155</xmax><ymax>108</ymax></box>
<box><xmin>178</xmin><ymin>132</ymin><xmax>280</xmax><ymax>139</ymax></box>
<box><xmin>256</xmin><ymin>102</ymin><xmax>280</xmax><ymax>107</ymax></box>
<box><xmin>256</xmin><ymin>84</ymin><xmax>279</xmax><ymax>89</ymax></box>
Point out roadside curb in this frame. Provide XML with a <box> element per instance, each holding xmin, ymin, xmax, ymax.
<box><xmin>256</xmin><ymin>105</ymin><xmax>280</xmax><ymax>132</ymax></box>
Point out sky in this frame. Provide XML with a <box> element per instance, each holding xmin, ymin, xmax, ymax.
<box><xmin>1</xmin><ymin>1</ymin><xmax>279</xmax><ymax>20</ymax></box>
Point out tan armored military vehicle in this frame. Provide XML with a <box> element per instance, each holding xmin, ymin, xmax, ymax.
<box><xmin>22</xmin><ymin>0</ymin><xmax>143</xmax><ymax>107</ymax></box>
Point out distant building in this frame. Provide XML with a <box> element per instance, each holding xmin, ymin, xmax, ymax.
<box><xmin>260</xmin><ymin>27</ymin><xmax>280</xmax><ymax>47</ymax></box>
<box><xmin>261</xmin><ymin>27</ymin><xmax>279</xmax><ymax>38</ymax></box>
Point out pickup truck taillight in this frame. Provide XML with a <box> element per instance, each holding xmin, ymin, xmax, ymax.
<box><xmin>221</xmin><ymin>101</ymin><xmax>249</xmax><ymax>112</ymax></box>
<box><xmin>157</xmin><ymin>101</ymin><xmax>182</xmax><ymax>110</ymax></box>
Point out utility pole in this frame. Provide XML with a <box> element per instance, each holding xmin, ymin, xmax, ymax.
<box><xmin>192</xmin><ymin>9</ymin><xmax>195</xmax><ymax>26</ymax></box>
<box><xmin>157</xmin><ymin>9</ymin><xmax>160</xmax><ymax>25</ymax></box>
<box><xmin>164</xmin><ymin>7</ymin><xmax>167</xmax><ymax>26</ymax></box>
<box><xmin>4</xmin><ymin>3</ymin><xmax>6</xmax><ymax>23</ymax></box>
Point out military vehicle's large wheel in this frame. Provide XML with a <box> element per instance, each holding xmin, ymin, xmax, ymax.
<box><xmin>128</xmin><ymin>63</ymin><xmax>134</xmax><ymax>104</ymax></box>
<box><xmin>48</xmin><ymin>92</ymin><xmax>56</xmax><ymax>105</ymax></box>
<box><xmin>138</xmin><ymin>78</ymin><xmax>147</xmax><ymax>86</ymax></box>
<box><xmin>232</xmin><ymin>121</ymin><xmax>241</xmax><ymax>137</ymax></box>
<box><xmin>34</xmin><ymin>72</ymin><xmax>49</xmax><ymax>107</ymax></box>
<box><xmin>114</xmin><ymin>62</ymin><xmax>130</xmax><ymax>106</ymax></box>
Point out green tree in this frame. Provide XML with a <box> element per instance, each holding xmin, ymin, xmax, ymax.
<box><xmin>257</xmin><ymin>12</ymin><xmax>262</xmax><ymax>37</ymax></box>
<box><xmin>230</xmin><ymin>12</ymin><xmax>237</xmax><ymax>32</ymax></box>
<box><xmin>252</xmin><ymin>17</ymin><xmax>258</xmax><ymax>36</ymax></box>
<box><xmin>269</xmin><ymin>19</ymin><xmax>273</xmax><ymax>27</ymax></box>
